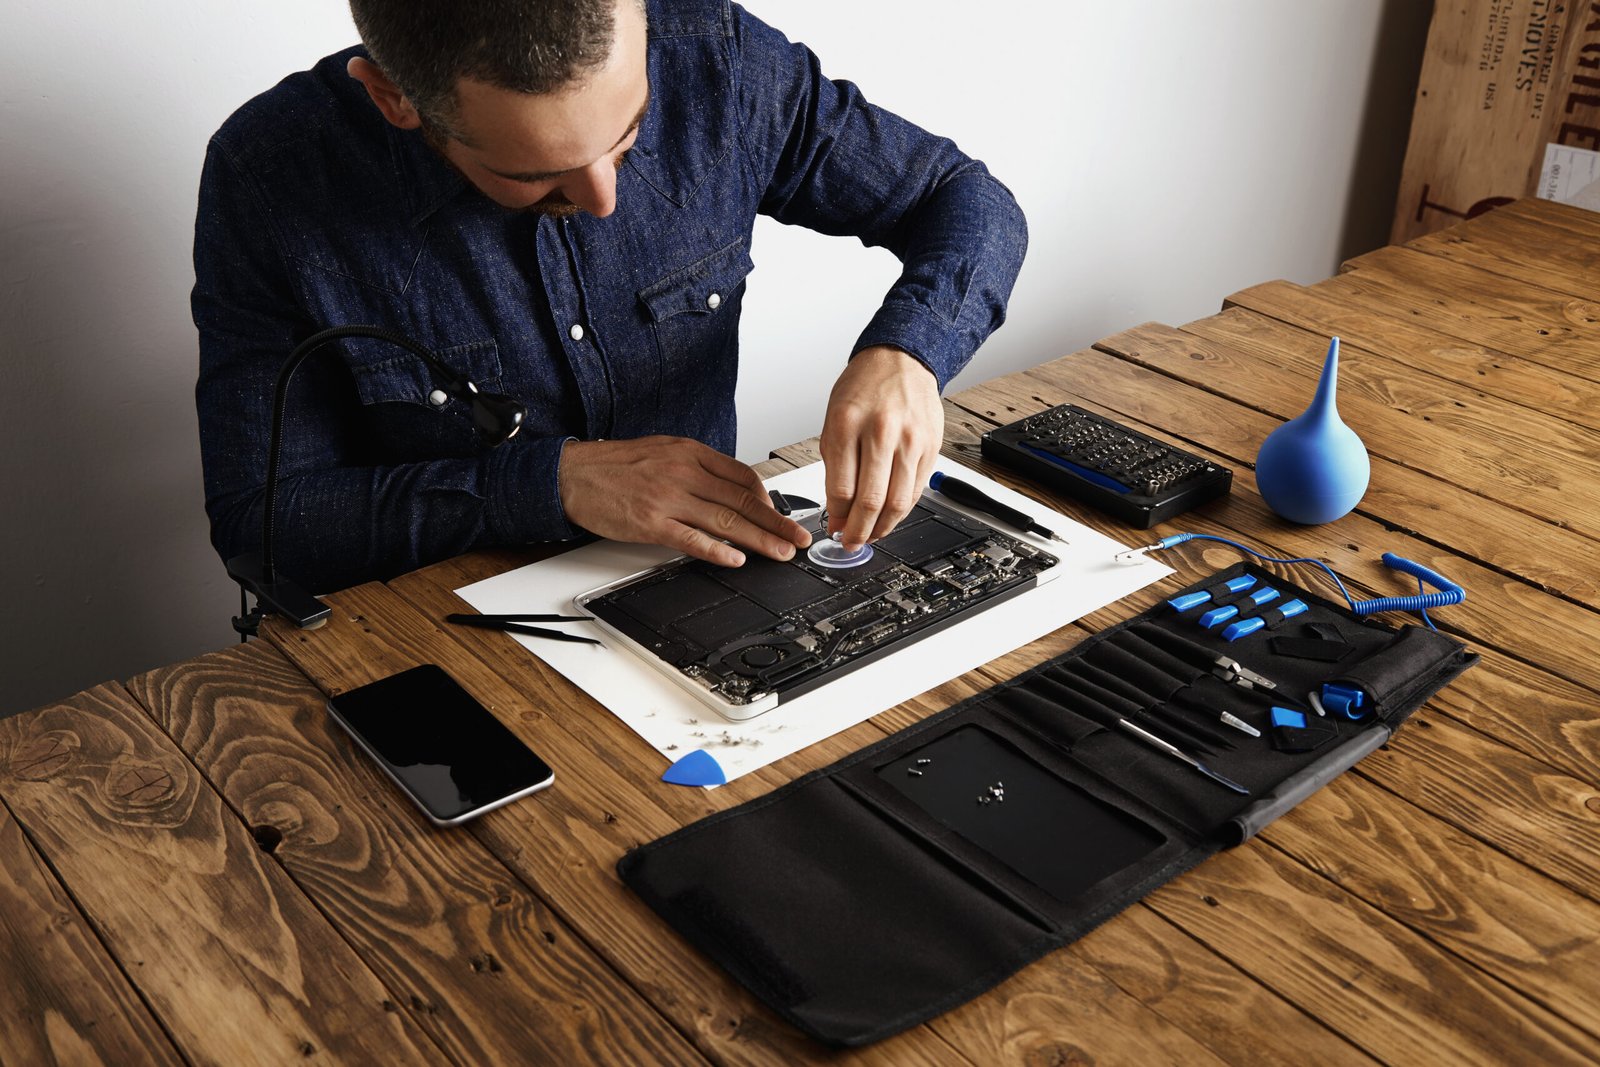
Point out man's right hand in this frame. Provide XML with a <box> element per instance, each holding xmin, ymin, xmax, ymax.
<box><xmin>558</xmin><ymin>437</ymin><xmax>812</xmax><ymax>567</ymax></box>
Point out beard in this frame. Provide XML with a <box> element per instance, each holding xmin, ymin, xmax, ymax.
<box><xmin>421</xmin><ymin>120</ymin><xmax>628</xmax><ymax>217</ymax></box>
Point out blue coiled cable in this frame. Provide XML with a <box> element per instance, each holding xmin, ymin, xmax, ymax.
<box><xmin>1131</xmin><ymin>533</ymin><xmax>1464</xmax><ymax>631</ymax></box>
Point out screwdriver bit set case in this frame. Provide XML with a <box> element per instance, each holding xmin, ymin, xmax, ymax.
<box><xmin>619</xmin><ymin>563</ymin><xmax>1477</xmax><ymax>1046</ymax></box>
<box><xmin>981</xmin><ymin>403</ymin><xmax>1233</xmax><ymax>528</ymax></box>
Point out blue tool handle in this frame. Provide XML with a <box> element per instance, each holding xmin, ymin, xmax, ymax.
<box><xmin>1221</xmin><ymin>598</ymin><xmax>1307</xmax><ymax>642</ymax></box>
<box><xmin>1199</xmin><ymin>604</ymin><xmax>1239</xmax><ymax>628</ymax></box>
<box><xmin>1168</xmin><ymin>575</ymin><xmax>1256</xmax><ymax>612</ymax></box>
<box><xmin>1221</xmin><ymin>617</ymin><xmax>1263</xmax><ymax>642</ymax></box>
<box><xmin>1320</xmin><ymin>682</ymin><xmax>1367</xmax><ymax>719</ymax></box>
<box><xmin>1216</xmin><ymin>587</ymin><xmax>1282</xmax><ymax>638</ymax></box>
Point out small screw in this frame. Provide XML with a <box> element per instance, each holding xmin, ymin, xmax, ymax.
<box><xmin>916</xmin><ymin>758</ymin><xmax>932</xmax><ymax>765</ymax></box>
<box><xmin>907</xmin><ymin>768</ymin><xmax>924</xmax><ymax>777</ymax></box>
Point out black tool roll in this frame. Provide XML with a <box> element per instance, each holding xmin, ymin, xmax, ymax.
<box><xmin>618</xmin><ymin>563</ymin><xmax>1477</xmax><ymax>1046</ymax></box>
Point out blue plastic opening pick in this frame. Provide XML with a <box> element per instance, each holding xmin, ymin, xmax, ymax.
<box><xmin>662</xmin><ymin>749</ymin><xmax>727</xmax><ymax>787</ymax></box>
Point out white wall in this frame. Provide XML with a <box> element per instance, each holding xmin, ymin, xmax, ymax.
<box><xmin>0</xmin><ymin>1</ymin><xmax>1429</xmax><ymax>715</ymax></box>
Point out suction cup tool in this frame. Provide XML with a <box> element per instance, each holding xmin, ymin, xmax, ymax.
<box><xmin>807</xmin><ymin>533</ymin><xmax>874</xmax><ymax>569</ymax></box>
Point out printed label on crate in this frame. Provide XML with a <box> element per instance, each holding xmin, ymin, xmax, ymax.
<box><xmin>1538</xmin><ymin>142</ymin><xmax>1600</xmax><ymax>211</ymax></box>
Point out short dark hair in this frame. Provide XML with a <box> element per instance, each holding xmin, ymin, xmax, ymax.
<box><xmin>349</xmin><ymin>0</ymin><xmax>633</xmax><ymax>136</ymax></box>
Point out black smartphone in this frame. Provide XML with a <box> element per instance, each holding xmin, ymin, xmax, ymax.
<box><xmin>326</xmin><ymin>664</ymin><xmax>554</xmax><ymax>826</ymax></box>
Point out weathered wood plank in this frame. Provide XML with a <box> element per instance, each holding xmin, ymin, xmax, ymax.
<box><xmin>1498</xmin><ymin>197</ymin><xmax>1600</xmax><ymax>240</ymax></box>
<box><xmin>1142</xmin><ymin>308</ymin><xmax>1600</xmax><ymax>542</ymax></box>
<box><xmin>1068</xmin><ymin>902</ymin><xmax>1377</xmax><ymax>1067</ymax></box>
<box><xmin>1356</xmin><ymin>712</ymin><xmax>1600</xmax><ymax>908</ymax></box>
<box><xmin>127</xmin><ymin>641</ymin><xmax>703</xmax><ymax>1067</ymax></box>
<box><xmin>261</xmin><ymin>582</ymin><xmax>973</xmax><ymax>1067</ymax></box>
<box><xmin>1148</xmin><ymin>841</ymin><xmax>1598</xmax><ymax>1065</ymax></box>
<box><xmin>0</xmin><ymin>800</ymin><xmax>182</xmax><ymax>1067</ymax></box>
<box><xmin>1263</xmin><ymin>764</ymin><xmax>1600</xmax><ymax>1040</ymax></box>
<box><xmin>1224</xmin><ymin>278</ymin><xmax>1600</xmax><ymax>434</ymax></box>
<box><xmin>1401</xmin><ymin>202</ymin><xmax>1600</xmax><ymax>302</ymax></box>
<box><xmin>0</xmin><ymin>685</ymin><xmax>437</xmax><ymax>1065</ymax></box>
<box><xmin>1320</xmin><ymin>245</ymin><xmax>1600</xmax><ymax>383</ymax></box>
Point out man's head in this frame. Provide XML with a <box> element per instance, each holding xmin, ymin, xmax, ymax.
<box><xmin>347</xmin><ymin>0</ymin><xmax>649</xmax><ymax>217</ymax></box>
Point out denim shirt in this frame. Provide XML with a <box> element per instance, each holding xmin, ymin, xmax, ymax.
<box><xmin>193</xmin><ymin>0</ymin><xmax>1027</xmax><ymax>592</ymax></box>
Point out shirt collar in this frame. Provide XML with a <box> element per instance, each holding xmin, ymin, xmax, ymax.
<box><xmin>386</xmin><ymin>120</ymin><xmax>469</xmax><ymax>227</ymax></box>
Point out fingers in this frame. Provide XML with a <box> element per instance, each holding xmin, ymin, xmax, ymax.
<box><xmin>820</xmin><ymin>346</ymin><xmax>944</xmax><ymax>549</ymax></box>
<box><xmin>695</xmin><ymin>450</ymin><xmax>812</xmax><ymax>552</ymax></box>
<box><xmin>558</xmin><ymin>436</ymin><xmax>810</xmax><ymax>565</ymax></box>
<box><xmin>821</xmin><ymin>431</ymin><xmax>858</xmax><ymax>544</ymax></box>
<box><xmin>823</xmin><ymin>412</ymin><xmax>932</xmax><ymax>549</ymax></box>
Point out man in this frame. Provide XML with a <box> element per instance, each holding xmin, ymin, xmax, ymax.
<box><xmin>193</xmin><ymin>0</ymin><xmax>1026</xmax><ymax>592</ymax></box>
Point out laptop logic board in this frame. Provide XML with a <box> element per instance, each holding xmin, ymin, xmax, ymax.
<box><xmin>576</xmin><ymin>495</ymin><xmax>1059</xmax><ymax>719</ymax></box>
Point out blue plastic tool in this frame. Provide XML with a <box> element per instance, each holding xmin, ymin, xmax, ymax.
<box><xmin>661</xmin><ymin>749</ymin><xmax>727</xmax><ymax>787</ymax></box>
<box><xmin>1167</xmin><ymin>574</ymin><xmax>1257</xmax><ymax>612</ymax></box>
<box><xmin>1116</xmin><ymin>537</ymin><xmax>1463</xmax><ymax>632</ymax></box>
<box><xmin>1269</xmin><ymin>705</ymin><xmax>1339</xmax><ymax>752</ymax></box>
<box><xmin>1270</xmin><ymin>707</ymin><xmax>1307</xmax><ymax>729</ymax></box>
<box><xmin>1222</xmin><ymin>597</ymin><xmax>1308</xmax><ymax>641</ymax></box>
<box><xmin>1199</xmin><ymin>585</ymin><xmax>1280</xmax><ymax>628</ymax></box>
<box><xmin>1320</xmin><ymin>682</ymin><xmax>1367</xmax><ymax>719</ymax></box>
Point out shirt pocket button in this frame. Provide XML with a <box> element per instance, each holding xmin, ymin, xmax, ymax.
<box><xmin>706</xmin><ymin>292</ymin><xmax>722</xmax><ymax>310</ymax></box>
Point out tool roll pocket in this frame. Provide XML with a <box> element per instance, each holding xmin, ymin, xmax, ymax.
<box><xmin>619</xmin><ymin>763</ymin><xmax>1061</xmax><ymax>1047</ymax></box>
<box><xmin>620</xmin><ymin>562</ymin><xmax>1478</xmax><ymax>1048</ymax></box>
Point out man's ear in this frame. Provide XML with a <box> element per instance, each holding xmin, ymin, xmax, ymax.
<box><xmin>347</xmin><ymin>56</ymin><xmax>422</xmax><ymax>130</ymax></box>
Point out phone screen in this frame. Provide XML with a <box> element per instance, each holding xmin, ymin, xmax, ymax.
<box><xmin>326</xmin><ymin>664</ymin><xmax>554</xmax><ymax>825</ymax></box>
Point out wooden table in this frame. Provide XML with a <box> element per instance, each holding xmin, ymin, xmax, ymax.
<box><xmin>6</xmin><ymin>197</ymin><xmax>1599</xmax><ymax>1065</ymax></box>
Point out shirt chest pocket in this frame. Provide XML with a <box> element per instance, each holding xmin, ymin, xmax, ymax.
<box><xmin>638</xmin><ymin>237</ymin><xmax>753</xmax><ymax>323</ymax></box>
<box><xmin>341</xmin><ymin>337</ymin><xmax>504</xmax><ymax>459</ymax></box>
<box><xmin>343</xmin><ymin>337</ymin><xmax>504</xmax><ymax>408</ymax></box>
<box><xmin>637</xmin><ymin>238</ymin><xmax>753</xmax><ymax>420</ymax></box>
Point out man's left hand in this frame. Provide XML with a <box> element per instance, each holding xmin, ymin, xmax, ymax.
<box><xmin>819</xmin><ymin>345</ymin><xmax>944</xmax><ymax>549</ymax></box>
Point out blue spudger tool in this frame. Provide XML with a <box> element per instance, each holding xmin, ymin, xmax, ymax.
<box><xmin>1168</xmin><ymin>574</ymin><xmax>1257</xmax><ymax>612</ymax></box>
<box><xmin>928</xmin><ymin>471</ymin><xmax>1070</xmax><ymax>544</ymax></box>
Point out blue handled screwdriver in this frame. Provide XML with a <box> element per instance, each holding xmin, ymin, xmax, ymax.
<box><xmin>928</xmin><ymin>471</ymin><xmax>1070</xmax><ymax>544</ymax></box>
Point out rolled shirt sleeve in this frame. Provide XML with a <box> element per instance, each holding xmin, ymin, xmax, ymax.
<box><xmin>729</xmin><ymin>2</ymin><xmax>1028</xmax><ymax>388</ymax></box>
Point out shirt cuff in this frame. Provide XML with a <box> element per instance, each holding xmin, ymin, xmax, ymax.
<box><xmin>485</xmin><ymin>433</ymin><xmax>582</xmax><ymax>545</ymax></box>
<box><xmin>851</xmin><ymin>303</ymin><xmax>970</xmax><ymax>391</ymax></box>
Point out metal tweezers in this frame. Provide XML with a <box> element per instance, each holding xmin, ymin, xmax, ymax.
<box><xmin>444</xmin><ymin>613</ymin><xmax>605</xmax><ymax>647</ymax></box>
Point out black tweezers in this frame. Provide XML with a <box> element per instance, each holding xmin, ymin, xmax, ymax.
<box><xmin>444</xmin><ymin>613</ymin><xmax>605</xmax><ymax>647</ymax></box>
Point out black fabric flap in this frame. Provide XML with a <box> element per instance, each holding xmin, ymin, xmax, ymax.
<box><xmin>618</xmin><ymin>561</ymin><xmax>1477</xmax><ymax>1047</ymax></box>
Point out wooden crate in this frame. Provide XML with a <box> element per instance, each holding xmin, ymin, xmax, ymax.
<box><xmin>1392</xmin><ymin>0</ymin><xmax>1581</xmax><ymax>242</ymax></box>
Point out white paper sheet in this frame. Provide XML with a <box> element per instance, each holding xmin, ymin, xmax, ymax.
<box><xmin>1539</xmin><ymin>143</ymin><xmax>1600</xmax><ymax>213</ymax></box>
<box><xmin>457</xmin><ymin>459</ymin><xmax>1171</xmax><ymax>785</ymax></box>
